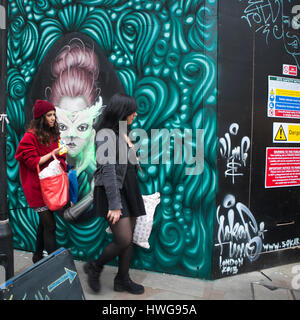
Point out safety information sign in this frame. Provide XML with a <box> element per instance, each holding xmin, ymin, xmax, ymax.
<box><xmin>267</xmin><ymin>76</ymin><xmax>300</xmax><ymax>119</ymax></box>
<box><xmin>282</xmin><ymin>64</ymin><xmax>298</xmax><ymax>77</ymax></box>
<box><xmin>265</xmin><ymin>147</ymin><xmax>300</xmax><ymax>188</ymax></box>
<box><xmin>273</xmin><ymin>122</ymin><xmax>300</xmax><ymax>143</ymax></box>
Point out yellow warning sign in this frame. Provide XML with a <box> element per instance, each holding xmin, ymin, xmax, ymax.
<box><xmin>273</xmin><ymin>123</ymin><xmax>300</xmax><ymax>143</ymax></box>
<box><xmin>288</xmin><ymin>125</ymin><xmax>300</xmax><ymax>141</ymax></box>
<box><xmin>274</xmin><ymin>125</ymin><xmax>287</xmax><ymax>141</ymax></box>
<box><xmin>270</xmin><ymin>89</ymin><xmax>274</xmax><ymax>95</ymax></box>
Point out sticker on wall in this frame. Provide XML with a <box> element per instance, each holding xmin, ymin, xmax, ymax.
<box><xmin>273</xmin><ymin>124</ymin><xmax>287</xmax><ymax>142</ymax></box>
<box><xmin>273</xmin><ymin>122</ymin><xmax>300</xmax><ymax>143</ymax></box>
<box><xmin>283</xmin><ymin>64</ymin><xmax>298</xmax><ymax>77</ymax></box>
<box><xmin>267</xmin><ymin>76</ymin><xmax>300</xmax><ymax>119</ymax></box>
<box><xmin>265</xmin><ymin>147</ymin><xmax>300</xmax><ymax>188</ymax></box>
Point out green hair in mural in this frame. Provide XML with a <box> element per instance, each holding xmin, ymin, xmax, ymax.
<box><xmin>7</xmin><ymin>0</ymin><xmax>217</xmax><ymax>279</ymax></box>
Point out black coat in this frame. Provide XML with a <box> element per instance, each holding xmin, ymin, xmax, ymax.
<box><xmin>94</xmin><ymin>128</ymin><xmax>138</xmax><ymax>210</ymax></box>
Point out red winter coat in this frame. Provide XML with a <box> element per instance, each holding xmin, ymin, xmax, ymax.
<box><xmin>15</xmin><ymin>131</ymin><xmax>67</xmax><ymax>208</ymax></box>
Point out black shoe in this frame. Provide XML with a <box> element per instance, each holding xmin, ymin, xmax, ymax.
<box><xmin>114</xmin><ymin>275</ymin><xmax>144</xmax><ymax>295</ymax></box>
<box><xmin>83</xmin><ymin>261</ymin><xmax>103</xmax><ymax>293</ymax></box>
<box><xmin>32</xmin><ymin>252</ymin><xmax>43</xmax><ymax>264</ymax></box>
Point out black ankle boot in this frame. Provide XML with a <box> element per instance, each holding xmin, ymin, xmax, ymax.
<box><xmin>83</xmin><ymin>261</ymin><xmax>103</xmax><ymax>293</ymax></box>
<box><xmin>32</xmin><ymin>252</ymin><xmax>43</xmax><ymax>264</ymax></box>
<box><xmin>114</xmin><ymin>274</ymin><xmax>144</xmax><ymax>294</ymax></box>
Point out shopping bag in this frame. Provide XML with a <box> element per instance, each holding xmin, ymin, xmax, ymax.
<box><xmin>106</xmin><ymin>192</ymin><xmax>160</xmax><ymax>249</ymax></box>
<box><xmin>132</xmin><ymin>192</ymin><xmax>160</xmax><ymax>249</ymax></box>
<box><xmin>37</xmin><ymin>151</ymin><xmax>69</xmax><ymax>211</ymax></box>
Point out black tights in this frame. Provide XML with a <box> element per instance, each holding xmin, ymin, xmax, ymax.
<box><xmin>35</xmin><ymin>210</ymin><xmax>57</xmax><ymax>255</ymax></box>
<box><xmin>95</xmin><ymin>217</ymin><xmax>136</xmax><ymax>279</ymax></box>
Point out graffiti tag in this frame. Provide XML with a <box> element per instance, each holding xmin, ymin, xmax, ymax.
<box><xmin>239</xmin><ymin>0</ymin><xmax>282</xmax><ymax>43</ymax></box>
<box><xmin>219</xmin><ymin>123</ymin><xmax>250</xmax><ymax>184</ymax></box>
<box><xmin>238</xmin><ymin>0</ymin><xmax>300</xmax><ymax>69</ymax></box>
<box><xmin>263</xmin><ymin>237</ymin><xmax>300</xmax><ymax>251</ymax></box>
<box><xmin>216</xmin><ymin>194</ymin><xmax>267</xmax><ymax>275</ymax></box>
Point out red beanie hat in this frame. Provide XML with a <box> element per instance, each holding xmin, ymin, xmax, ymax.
<box><xmin>33</xmin><ymin>100</ymin><xmax>56</xmax><ymax>119</ymax></box>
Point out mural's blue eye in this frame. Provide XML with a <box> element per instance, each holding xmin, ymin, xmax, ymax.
<box><xmin>77</xmin><ymin>123</ymin><xmax>89</xmax><ymax>132</ymax></box>
<box><xmin>58</xmin><ymin>123</ymin><xmax>68</xmax><ymax>131</ymax></box>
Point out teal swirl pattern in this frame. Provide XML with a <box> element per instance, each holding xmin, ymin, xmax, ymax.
<box><xmin>7</xmin><ymin>0</ymin><xmax>218</xmax><ymax>279</ymax></box>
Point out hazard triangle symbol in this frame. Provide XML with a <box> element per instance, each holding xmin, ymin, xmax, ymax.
<box><xmin>274</xmin><ymin>125</ymin><xmax>287</xmax><ymax>141</ymax></box>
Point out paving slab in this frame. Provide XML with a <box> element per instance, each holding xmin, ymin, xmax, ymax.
<box><xmin>1</xmin><ymin>250</ymin><xmax>300</xmax><ymax>300</ymax></box>
<box><xmin>291</xmin><ymin>290</ymin><xmax>300</xmax><ymax>300</ymax></box>
<box><xmin>252</xmin><ymin>282</ymin><xmax>293</xmax><ymax>300</ymax></box>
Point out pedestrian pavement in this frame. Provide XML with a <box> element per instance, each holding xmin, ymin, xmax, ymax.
<box><xmin>1</xmin><ymin>249</ymin><xmax>300</xmax><ymax>300</ymax></box>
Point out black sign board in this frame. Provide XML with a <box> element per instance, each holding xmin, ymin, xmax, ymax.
<box><xmin>0</xmin><ymin>248</ymin><xmax>85</xmax><ymax>300</ymax></box>
<box><xmin>213</xmin><ymin>0</ymin><xmax>300</xmax><ymax>279</ymax></box>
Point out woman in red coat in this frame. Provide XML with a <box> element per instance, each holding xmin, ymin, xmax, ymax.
<box><xmin>15</xmin><ymin>99</ymin><xmax>67</xmax><ymax>263</ymax></box>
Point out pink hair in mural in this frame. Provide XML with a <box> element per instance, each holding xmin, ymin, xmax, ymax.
<box><xmin>49</xmin><ymin>38</ymin><xmax>100</xmax><ymax>106</ymax></box>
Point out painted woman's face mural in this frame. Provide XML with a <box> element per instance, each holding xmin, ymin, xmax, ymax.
<box><xmin>55</xmin><ymin>96</ymin><xmax>102</xmax><ymax>174</ymax></box>
<box><xmin>47</xmin><ymin>39</ymin><xmax>102</xmax><ymax>174</ymax></box>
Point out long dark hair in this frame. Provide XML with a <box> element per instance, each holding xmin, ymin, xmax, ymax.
<box><xmin>27</xmin><ymin>113</ymin><xmax>60</xmax><ymax>145</ymax></box>
<box><xmin>96</xmin><ymin>93</ymin><xmax>137</xmax><ymax>133</ymax></box>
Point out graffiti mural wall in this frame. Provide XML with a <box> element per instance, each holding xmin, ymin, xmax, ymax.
<box><xmin>7</xmin><ymin>0</ymin><xmax>218</xmax><ymax>279</ymax></box>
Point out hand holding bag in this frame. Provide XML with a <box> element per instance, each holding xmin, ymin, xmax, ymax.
<box><xmin>106</xmin><ymin>192</ymin><xmax>160</xmax><ymax>249</ymax></box>
<box><xmin>37</xmin><ymin>151</ymin><xmax>69</xmax><ymax>211</ymax></box>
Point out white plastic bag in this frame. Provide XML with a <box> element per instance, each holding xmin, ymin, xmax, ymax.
<box><xmin>38</xmin><ymin>159</ymin><xmax>61</xmax><ymax>179</ymax></box>
<box><xmin>106</xmin><ymin>192</ymin><xmax>160</xmax><ymax>249</ymax></box>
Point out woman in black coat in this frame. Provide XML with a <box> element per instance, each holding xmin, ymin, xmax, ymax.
<box><xmin>84</xmin><ymin>93</ymin><xmax>146</xmax><ymax>294</ymax></box>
